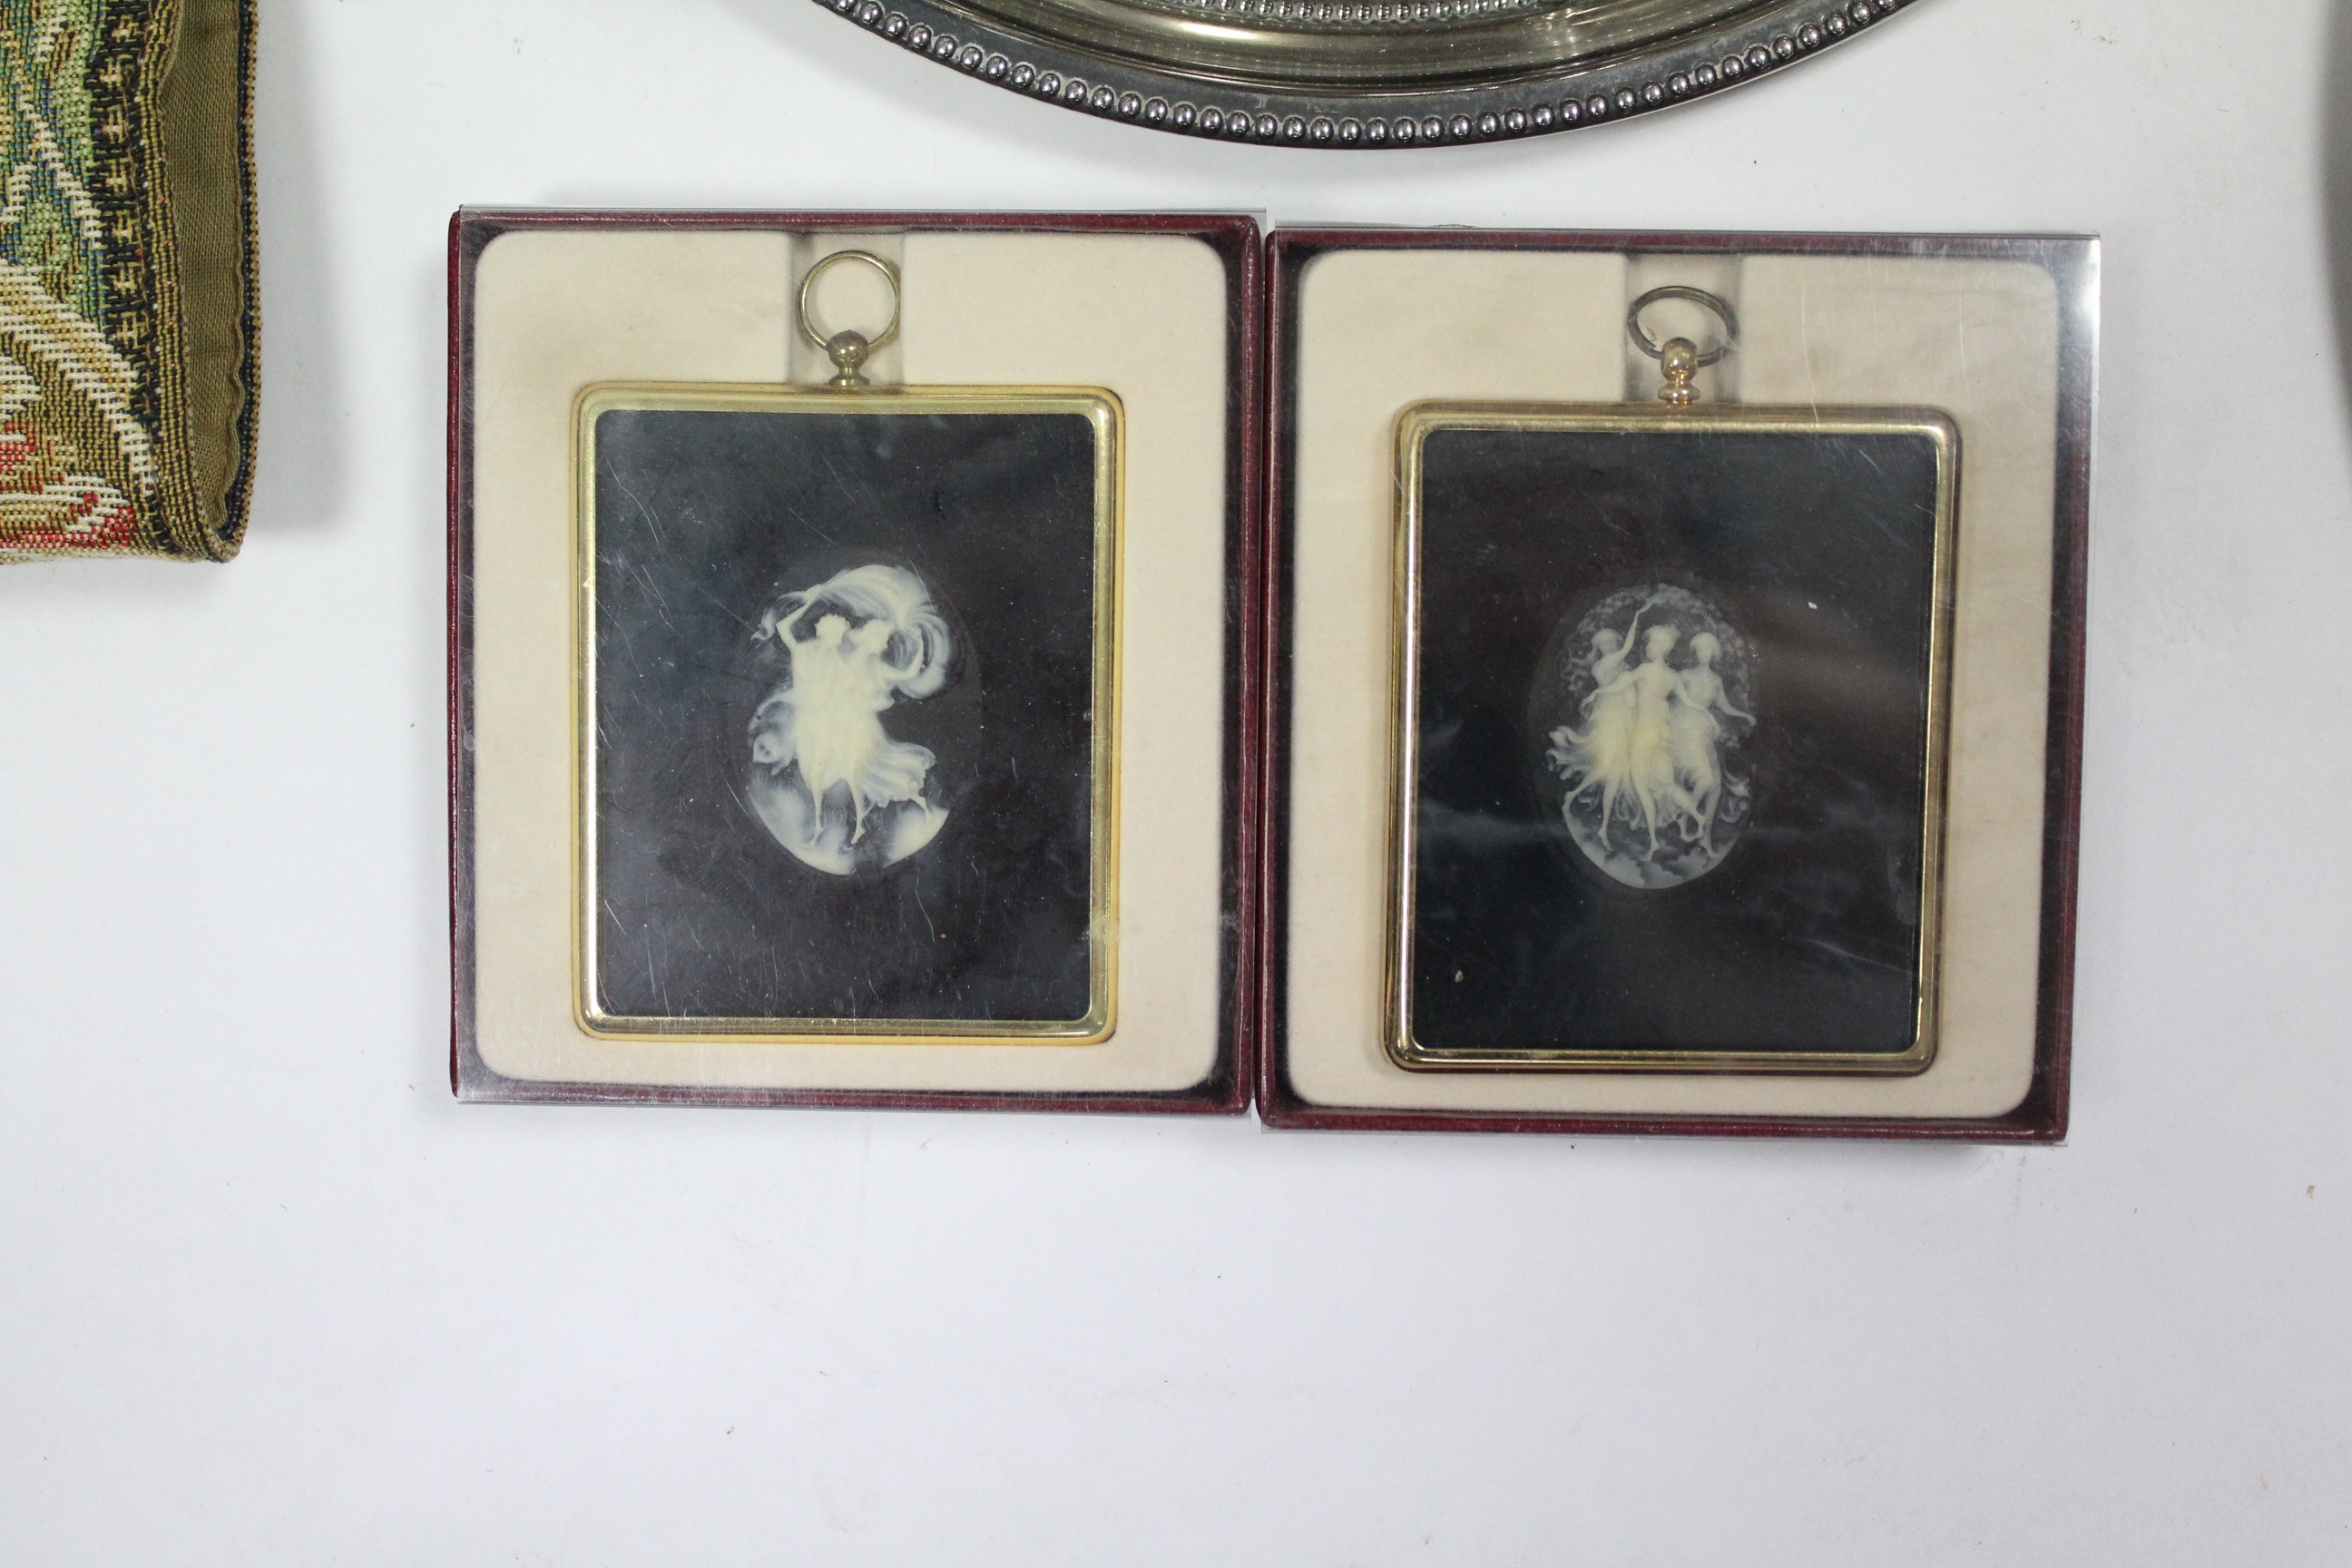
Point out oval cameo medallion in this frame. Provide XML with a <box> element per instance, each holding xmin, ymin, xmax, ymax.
<box><xmin>740</xmin><ymin>561</ymin><xmax>975</xmax><ymax>877</ymax></box>
<box><xmin>1530</xmin><ymin>583</ymin><xmax>1757</xmax><ymax>890</ymax></box>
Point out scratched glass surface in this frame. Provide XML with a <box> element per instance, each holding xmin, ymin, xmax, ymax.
<box><xmin>589</xmin><ymin>407</ymin><xmax>1099</xmax><ymax>1025</ymax></box>
<box><xmin>1409</xmin><ymin>425</ymin><xmax>1943</xmax><ymax>1056</ymax></box>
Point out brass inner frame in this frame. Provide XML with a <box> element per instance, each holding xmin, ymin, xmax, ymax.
<box><xmin>572</xmin><ymin>383</ymin><xmax>1125</xmax><ymax>1045</ymax></box>
<box><xmin>1385</xmin><ymin>400</ymin><xmax>1961</xmax><ymax>1074</ymax></box>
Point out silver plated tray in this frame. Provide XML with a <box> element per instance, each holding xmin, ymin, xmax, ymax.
<box><xmin>808</xmin><ymin>0</ymin><xmax>1926</xmax><ymax>147</ymax></box>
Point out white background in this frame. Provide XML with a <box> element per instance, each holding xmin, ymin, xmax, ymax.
<box><xmin>4</xmin><ymin>1</ymin><xmax>2347</xmax><ymax>1562</ymax></box>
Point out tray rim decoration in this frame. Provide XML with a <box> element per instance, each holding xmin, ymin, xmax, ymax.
<box><xmin>806</xmin><ymin>0</ymin><xmax>1928</xmax><ymax>148</ymax></box>
<box><xmin>573</xmin><ymin>381</ymin><xmax>1125</xmax><ymax>1047</ymax></box>
<box><xmin>1383</xmin><ymin>399</ymin><xmax>1960</xmax><ymax>1075</ymax></box>
<box><xmin>1255</xmin><ymin>227</ymin><xmax>2099</xmax><ymax>1142</ymax></box>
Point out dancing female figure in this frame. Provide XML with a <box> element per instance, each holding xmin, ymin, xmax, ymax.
<box><xmin>1620</xmin><ymin>623</ymin><xmax>1687</xmax><ymax>854</ymax></box>
<box><xmin>1539</xmin><ymin>583</ymin><xmax>1757</xmax><ymax>889</ymax></box>
<box><xmin>1666</xmin><ymin>632</ymin><xmax>1753</xmax><ymax>841</ymax></box>
<box><xmin>1548</xmin><ymin>598</ymin><xmax>1653</xmax><ymax>836</ymax></box>
<box><xmin>746</xmin><ymin>564</ymin><xmax>953</xmax><ymax>874</ymax></box>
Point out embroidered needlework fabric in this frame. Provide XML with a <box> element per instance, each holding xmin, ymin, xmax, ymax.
<box><xmin>0</xmin><ymin>0</ymin><xmax>256</xmax><ymax>561</ymax></box>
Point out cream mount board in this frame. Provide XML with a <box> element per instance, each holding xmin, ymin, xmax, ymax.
<box><xmin>449</xmin><ymin>212</ymin><xmax>1263</xmax><ymax>1113</ymax></box>
<box><xmin>1260</xmin><ymin>230</ymin><xmax>2092</xmax><ymax>1141</ymax></box>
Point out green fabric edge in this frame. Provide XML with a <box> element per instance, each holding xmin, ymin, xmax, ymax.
<box><xmin>156</xmin><ymin>0</ymin><xmax>256</xmax><ymax>559</ymax></box>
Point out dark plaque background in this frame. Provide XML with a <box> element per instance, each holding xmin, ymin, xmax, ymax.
<box><xmin>1410</xmin><ymin>424</ymin><xmax>1943</xmax><ymax>1057</ymax></box>
<box><xmin>591</xmin><ymin>407</ymin><xmax>1099</xmax><ymax>1025</ymax></box>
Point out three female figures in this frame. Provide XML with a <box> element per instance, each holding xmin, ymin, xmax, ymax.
<box><xmin>746</xmin><ymin>564</ymin><xmax>954</xmax><ymax>876</ymax></box>
<box><xmin>1545</xmin><ymin>591</ymin><xmax>1753</xmax><ymax>888</ymax></box>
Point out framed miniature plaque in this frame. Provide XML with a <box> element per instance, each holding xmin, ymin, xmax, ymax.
<box><xmin>1261</xmin><ymin>230</ymin><xmax>2094</xmax><ymax>1142</ymax></box>
<box><xmin>451</xmin><ymin>211</ymin><xmax>1261</xmax><ymax>1113</ymax></box>
<box><xmin>1388</xmin><ymin>395</ymin><xmax>1958</xmax><ymax>1073</ymax></box>
<box><xmin>576</xmin><ymin>380</ymin><xmax>1121</xmax><ymax>1044</ymax></box>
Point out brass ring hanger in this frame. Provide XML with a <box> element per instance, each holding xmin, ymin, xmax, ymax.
<box><xmin>1626</xmin><ymin>285</ymin><xmax>1740</xmax><ymax>406</ymax></box>
<box><xmin>798</xmin><ymin>250</ymin><xmax>903</xmax><ymax>389</ymax></box>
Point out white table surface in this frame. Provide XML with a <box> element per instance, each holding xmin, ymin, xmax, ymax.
<box><xmin>5</xmin><ymin>2</ymin><xmax>2347</xmax><ymax>1562</ymax></box>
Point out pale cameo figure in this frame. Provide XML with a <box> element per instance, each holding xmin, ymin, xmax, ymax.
<box><xmin>1541</xmin><ymin>584</ymin><xmax>1756</xmax><ymax>889</ymax></box>
<box><xmin>745</xmin><ymin>564</ymin><xmax>954</xmax><ymax>876</ymax></box>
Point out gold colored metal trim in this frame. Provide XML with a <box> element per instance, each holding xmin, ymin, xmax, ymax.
<box><xmin>571</xmin><ymin>382</ymin><xmax>1124</xmax><ymax>1046</ymax></box>
<box><xmin>1384</xmin><ymin>400</ymin><xmax>1960</xmax><ymax>1074</ymax></box>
